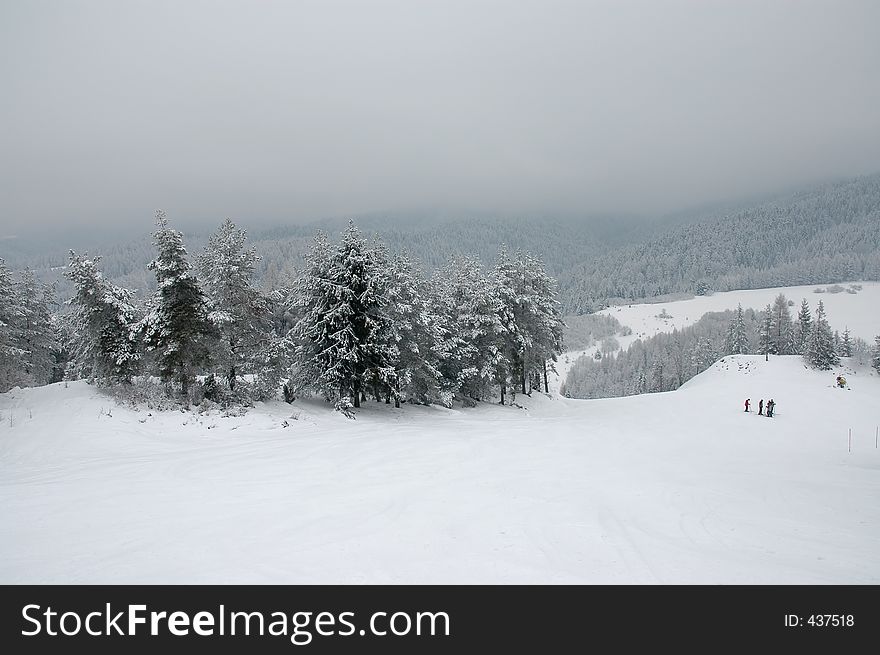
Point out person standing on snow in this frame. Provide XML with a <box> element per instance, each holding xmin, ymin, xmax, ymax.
<box><xmin>758</xmin><ymin>399</ymin><xmax>764</xmax><ymax>415</ymax></box>
<box><xmin>744</xmin><ymin>398</ymin><xmax>750</xmax><ymax>412</ymax></box>
<box><xmin>767</xmin><ymin>399</ymin><xmax>775</xmax><ymax>417</ymax></box>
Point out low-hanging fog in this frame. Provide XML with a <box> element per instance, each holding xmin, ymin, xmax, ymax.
<box><xmin>2</xmin><ymin>0</ymin><xmax>880</xmax><ymax>236</ymax></box>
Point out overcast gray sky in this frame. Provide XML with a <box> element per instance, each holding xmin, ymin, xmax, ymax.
<box><xmin>2</xmin><ymin>0</ymin><xmax>880</xmax><ymax>233</ymax></box>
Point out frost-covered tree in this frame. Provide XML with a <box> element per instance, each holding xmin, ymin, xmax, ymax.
<box><xmin>66</xmin><ymin>252</ymin><xmax>140</xmax><ymax>384</ymax></box>
<box><xmin>434</xmin><ymin>256</ymin><xmax>507</xmax><ymax>403</ymax></box>
<box><xmin>0</xmin><ymin>259</ymin><xmax>25</xmax><ymax>391</ymax></box>
<box><xmin>379</xmin><ymin>252</ymin><xmax>444</xmax><ymax>406</ymax></box>
<box><xmin>804</xmin><ymin>300</ymin><xmax>839</xmax><ymax>370</ymax></box>
<box><xmin>725</xmin><ymin>304</ymin><xmax>749</xmax><ymax>354</ymax></box>
<box><xmin>198</xmin><ymin>218</ymin><xmax>277</xmax><ymax>395</ymax></box>
<box><xmin>493</xmin><ymin>248</ymin><xmax>565</xmax><ymax>397</ymax></box>
<box><xmin>15</xmin><ymin>269</ymin><xmax>58</xmax><ymax>386</ymax></box>
<box><xmin>521</xmin><ymin>252</ymin><xmax>565</xmax><ymax>393</ymax></box>
<box><xmin>839</xmin><ymin>328</ymin><xmax>852</xmax><ymax>358</ymax></box>
<box><xmin>770</xmin><ymin>293</ymin><xmax>794</xmax><ymax>354</ymax></box>
<box><xmin>794</xmin><ymin>299</ymin><xmax>812</xmax><ymax>355</ymax></box>
<box><xmin>693</xmin><ymin>337</ymin><xmax>719</xmax><ymax>372</ymax></box>
<box><xmin>873</xmin><ymin>336</ymin><xmax>880</xmax><ymax>373</ymax></box>
<box><xmin>289</xmin><ymin>223</ymin><xmax>391</xmax><ymax>411</ymax></box>
<box><xmin>140</xmin><ymin>211</ymin><xmax>215</xmax><ymax>395</ymax></box>
<box><xmin>758</xmin><ymin>304</ymin><xmax>773</xmax><ymax>360</ymax></box>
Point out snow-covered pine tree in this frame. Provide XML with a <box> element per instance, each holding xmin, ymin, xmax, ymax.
<box><xmin>434</xmin><ymin>256</ymin><xmax>507</xmax><ymax>403</ymax></box>
<box><xmin>521</xmin><ymin>252</ymin><xmax>565</xmax><ymax>393</ymax></box>
<box><xmin>0</xmin><ymin>259</ymin><xmax>25</xmax><ymax>392</ymax></box>
<box><xmin>651</xmin><ymin>354</ymin><xmax>666</xmax><ymax>393</ymax></box>
<box><xmin>794</xmin><ymin>299</ymin><xmax>812</xmax><ymax>355</ymax></box>
<box><xmin>493</xmin><ymin>248</ymin><xmax>565</xmax><ymax>398</ymax></box>
<box><xmin>804</xmin><ymin>300</ymin><xmax>839</xmax><ymax>370</ymax></box>
<box><xmin>140</xmin><ymin>211</ymin><xmax>215</xmax><ymax>395</ymax></box>
<box><xmin>15</xmin><ymin>269</ymin><xmax>58</xmax><ymax>386</ymax></box>
<box><xmin>289</xmin><ymin>222</ymin><xmax>391</xmax><ymax>411</ymax></box>
<box><xmin>692</xmin><ymin>336</ymin><xmax>719</xmax><ymax>372</ymax></box>
<box><xmin>65</xmin><ymin>252</ymin><xmax>140</xmax><ymax>384</ymax></box>
<box><xmin>381</xmin><ymin>252</ymin><xmax>444</xmax><ymax>406</ymax></box>
<box><xmin>492</xmin><ymin>247</ymin><xmax>524</xmax><ymax>402</ymax></box>
<box><xmin>287</xmin><ymin>232</ymin><xmax>332</xmax><ymax>399</ymax></box>
<box><xmin>758</xmin><ymin>304</ymin><xmax>773</xmax><ymax>360</ymax></box>
<box><xmin>725</xmin><ymin>303</ymin><xmax>749</xmax><ymax>354</ymax></box>
<box><xmin>873</xmin><ymin>335</ymin><xmax>880</xmax><ymax>373</ymax></box>
<box><xmin>770</xmin><ymin>293</ymin><xmax>794</xmax><ymax>354</ymax></box>
<box><xmin>840</xmin><ymin>328</ymin><xmax>853</xmax><ymax>358</ymax></box>
<box><xmin>197</xmin><ymin>218</ymin><xmax>277</xmax><ymax>396</ymax></box>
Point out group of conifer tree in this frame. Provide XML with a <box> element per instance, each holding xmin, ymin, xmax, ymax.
<box><xmin>0</xmin><ymin>213</ymin><xmax>565</xmax><ymax>412</ymax></box>
<box><xmin>728</xmin><ymin>293</ymin><xmax>863</xmax><ymax>370</ymax></box>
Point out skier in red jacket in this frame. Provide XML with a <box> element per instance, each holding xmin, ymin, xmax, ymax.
<box><xmin>744</xmin><ymin>398</ymin><xmax>750</xmax><ymax>412</ymax></box>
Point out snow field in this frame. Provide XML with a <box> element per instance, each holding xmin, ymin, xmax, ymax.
<box><xmin>2</xmin><ymin>355</ymin><xmax>878</xmax><ymax>584</ymax></box>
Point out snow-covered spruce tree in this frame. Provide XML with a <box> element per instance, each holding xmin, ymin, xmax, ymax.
<box><xmin>794</xmin><ymin>299</ymin><xmax>812</xmax><ymax>355</ymax></box>
<box><xmin>804</xmin><ymin>300</ymin><xmax>839</xmax><ymax>370</ymax></box>
<box><xmin>15</xmin><ymin>269</ymin><xmax>58</xmax><ymax>386</ymax></box>
<box><xmin>289</xmin><ymin>223</ymin><xmax>391</xmax><ymax>412</ymax></box>
<box><xmin>839</xmin><ymin>328</ymin><xmax>852</xmax><ymax>358</ymax></box>
<box><xmin>873</xmin><ymin>336</ymin><xmax>880</xmax><ymax>373</ymax></box>
<box><xmin>758</xmin><ymin>304</ymin><xmax>773</xmax><ymax>360</ymax></box>
<box><xmin>197</xmin><ymin>218</ymin><xmax>280</xmax><ymax>398</ymax></box>
<box><xmin>140</xmin><ymin>211</ymin><xmax>216</xmax><ymax>395</ymax></box>
<box><xmin>65</xmin><ymin>252</ymin><xmax>140</xmax><ymax>384</ymax></box>
<box><xmin>493</xmin><ymin>248</ymin><xmax>565</xmax><ymax>398</ymax></box>
<box><xmin>492</xmin><ymin>247</ymin><xmax>524</xmax><ymax>403</ymax></box>
<box><xmin>770</xmin><ymin>293</ymin><xmax>795</xmax><ymax>355</ymax></box>
<box><xmin>433</xmin><ymin>256</ymin><xmax>507</xmax><ymax>404</ymax></box>
<box><xmin>0</xmin><ymin>258</ymin><xmax>25</xmax><ymax>391</ymax></box>
<box><xmin>427</xmin><ymin>267</ymin><xmax>470</xmax><ymax>405</ymax></box>
<box><xmin>692</xmin><ymin>336</ymin><xmax>719</xmax><ymax>372</ymax></box>
<box><xmin>380</xmin><ymin>251</ymin><xmax>444</xmax><ymax>407</ymax></box>
<box><xmin>725</xmin><ymin>303</ymin><xmax>749</xmax><ymax>355</ymax></box>
<box><xmin>500</xmin><ymin>250</ymin><xmax>565</xmax><ymax>395</ymax></box>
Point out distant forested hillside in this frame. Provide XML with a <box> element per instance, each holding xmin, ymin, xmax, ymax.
<box><xmin>559</xmin><ymin>175</ymin><xmax>880</xmax><ymax>313</ymax></box>
<box><xmin>2</xmin><ymin>174</ymin><xmax>879</xmax><ymax>312</ymax></box>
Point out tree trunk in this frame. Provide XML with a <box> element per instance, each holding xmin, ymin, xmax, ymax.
<box><xmin>500</xmin><ymin>382</ymin><xmax>505</xmax><ymax>405</ymax></box>
<box><xmin>543</xmin><ymin>360</ymin><xmax>548</xmax><ymax>393</ymax></box>
<box><xmin>229</xmin><ymin>365</ymin><xmax>236</xmax><ymax>392</ymax></box>
<box><xmin>353</xmin><ymin>381</ymin><xmax>360</xmax><ymax>408</ymax></box>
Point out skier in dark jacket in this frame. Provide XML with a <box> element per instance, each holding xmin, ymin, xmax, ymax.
<box><xmin>767</xmin><ymin>399</ymin><xmax>775</xmax><ymax>417</ymax></box>
<box><xmin>758</xmin><ymin>399</ymin><xmax>764</xmax><ymax>415</ymax></box>
<box><xmin>744</xmin><ymin>398</ymin><xmax>750</xmax><ymax>412</ymax></box>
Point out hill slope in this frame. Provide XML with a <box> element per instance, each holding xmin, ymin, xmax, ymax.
<box><xmin>2</xmin><ymin>356</ymin><xmax>878</xmax><ymax>583</ymax></box>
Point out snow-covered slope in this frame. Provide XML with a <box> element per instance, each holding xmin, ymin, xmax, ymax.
<box><xmin>2</xmin><ymin>355</ymin><xmax>878</xmax><ymax>584</ymax></box>
<box><xmin>597</xmin><ymin>281</ymin><xmax>880</xmax><ymax>352</ymax></box>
